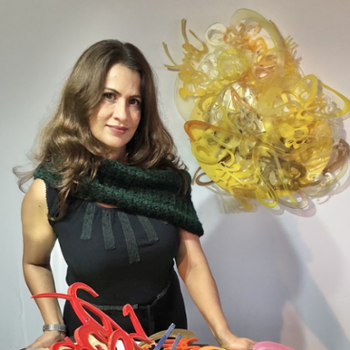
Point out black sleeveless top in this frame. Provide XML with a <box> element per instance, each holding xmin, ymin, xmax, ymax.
<box><xmin>45</xmin><ymin>181</ymin><xmax>187</xmax><ymax>336</ymax></box>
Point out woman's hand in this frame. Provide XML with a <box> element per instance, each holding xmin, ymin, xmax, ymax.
<box><xmin>25</xmin><ymin>330</ymin><xmax>66</xmax><ymax>350</ymax></box>
<box><xmin>216</xmin><ymin>329</ymin><xmax>256</xmax><ymax>350</ymax></box>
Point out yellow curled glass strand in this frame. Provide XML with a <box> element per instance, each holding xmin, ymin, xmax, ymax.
<box><xmin>164</xmin><ymin>9</ymin><xmax>350</xmax><ymax>210</ymax></box>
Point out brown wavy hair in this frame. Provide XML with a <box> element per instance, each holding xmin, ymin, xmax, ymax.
<box><xmin>15</xmin><ymin>40</ymin><xmax>187</xmax><ymax>213</ymax></box>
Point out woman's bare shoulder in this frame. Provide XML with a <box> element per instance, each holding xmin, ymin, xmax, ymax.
<box><xmin>23</xmin><ymin>178</ymin><xmax>47</xmax><ymax>205</ymax></box>
<box><xmin>21</xmin><ymin>178</ymin><xmax>49</xmax><ymax>222</ymax></box>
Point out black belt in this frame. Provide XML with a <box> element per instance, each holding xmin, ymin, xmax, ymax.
<box><xmin>90</xmin><ymin>274</ymin><xmax>173</xmax><ymax>312</ymax></box>
<box><xmin>89</xmin><ymin>274</ymin><xmax>174</xmax><ymax>335</ymax></box>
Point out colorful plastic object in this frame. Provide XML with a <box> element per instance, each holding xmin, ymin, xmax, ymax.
<box><xmin>32</xmin><ymin>282</ymin><xmax>307</xmax><ymax>350</ymax></box>
<box><xmin>33</xmin><ymin>282</ymin><xmax>151</xmax><ymax>350</ymax></box>
<box><xmin>253</xmin><ymin>341</ymin><xmax>296</xmax><ymax>350</ymax></box>
<box><xmin>163</xmin><ymin>8</ymin><xmax>350</xmax><ymax>211</ymax></box>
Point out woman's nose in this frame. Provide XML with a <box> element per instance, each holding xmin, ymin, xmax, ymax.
<box><xmin>112</xmin><ymin>100</ymin><xmax>128</xmax><ymax>120</ymax></box>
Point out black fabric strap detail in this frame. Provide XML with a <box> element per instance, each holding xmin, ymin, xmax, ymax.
<box><xmin>80</xmin><ymin>203</ymin><xmax>96</xmax><ymax>240</ymax></box>
<box><xmin>137</xmin><ymin>216</ymin><xmax>159</xmax><ymax>243</ymax></box>
<box><xmin>118</xmin><ymin>212</ymin><xmax>140</xmax><ymax>263</ymax></box>
<box><xmin>101</xmin><ymin>210</ymin><xmax>115</xmax><ymax>249</ymax></box>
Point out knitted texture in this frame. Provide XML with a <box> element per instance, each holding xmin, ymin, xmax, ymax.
<box><xmin>34</xmin><ymin>160</ymin><xmax>204</xmax><ymax>236</ymax></box>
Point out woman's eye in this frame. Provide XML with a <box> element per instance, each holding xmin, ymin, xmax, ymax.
<box><xmin>103</xmin><ymin>92</ymin><xmax>115</xmax><ymax>100</ymax></box>
<box><xmin>129</xmin><ymin>98</ymin><xmax>141</xmax><ymax>107</ymax></box>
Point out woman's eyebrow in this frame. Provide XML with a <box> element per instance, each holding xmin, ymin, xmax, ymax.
<box><xmin>104</xmin><ymin>87</ymin><xmax>120</xmax><ymax>95</ymax></box>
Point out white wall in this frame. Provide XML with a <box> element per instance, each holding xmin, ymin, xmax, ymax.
<box><xmin>1</xmin><ymin>1</ymin><xmax>350</xmax><ymax>349</ymax></box>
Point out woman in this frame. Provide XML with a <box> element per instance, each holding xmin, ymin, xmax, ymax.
<box><xmin>17</xmin><ymin>40</ymin><xmax>256</xmax><ymax>350</ymax></box>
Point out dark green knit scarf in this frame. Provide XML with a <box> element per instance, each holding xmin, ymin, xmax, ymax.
<box><xmin>34</xmin><ymin>160</ymin><xmax>203</xmax><ymax>236</ymax></box>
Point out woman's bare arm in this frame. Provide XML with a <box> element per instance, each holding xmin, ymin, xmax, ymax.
<box><xmin>22</xmin><ymin>178</ymin><xmax>65</xmax><ymax>348</ymax></box>
<box><xmin>176</xmin><ymin>229</ymin><xmax>256</xmax><ymax>350</ymax></box>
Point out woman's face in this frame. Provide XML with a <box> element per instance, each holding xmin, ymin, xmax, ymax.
<box><xmin>90</xmin><ymin>63</ymin><xmax>142</xmax><ymax>161</ymax></box>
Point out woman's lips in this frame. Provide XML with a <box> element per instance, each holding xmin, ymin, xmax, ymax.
<box><xmin>107</xmin><ymin>125</ymin><xmax>128</xmax><ymax>134</ymax></box>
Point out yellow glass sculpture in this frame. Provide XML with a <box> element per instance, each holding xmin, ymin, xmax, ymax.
<box><xmin>163</xmin><ymin>8</ymin><xmax>350</xmax><ymax>211</ymax></box>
